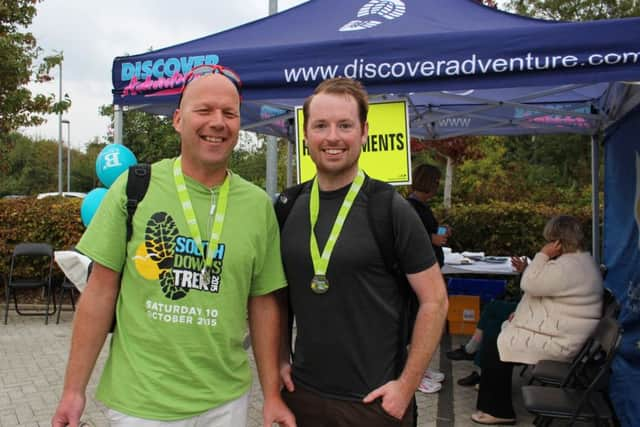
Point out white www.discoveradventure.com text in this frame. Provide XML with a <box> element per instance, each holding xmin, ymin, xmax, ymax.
<box><xmin>283</xmin><ymin>51</ymin><xmax>640</xmax><ymax>83</ymax></box>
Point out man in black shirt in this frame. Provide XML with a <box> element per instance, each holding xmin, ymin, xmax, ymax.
<box><xmin>279</xmin><ymin>77</ymin><xmax>448</xmax><ymax>426</ymax></box>
<box><xmin>406</xmin><ymin>163</ymin><xmax>451</xmax><ymax>267</ymax></box>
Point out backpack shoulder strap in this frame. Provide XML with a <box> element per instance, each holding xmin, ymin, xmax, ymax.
<box><xmin>365</xmin><ymin>178</ymin><xmax>415</xmax><ymax>374</ymax></box>
<box><xmin>365</xmin><ymin>178</ymin><xmax>401</xmax><ymax>275</ymax></box>
<box><xmin>275</xmin><ymin>180</ymin><xmax>312</xmax><ymax>357</ymax></box>
<box><xmin>274</xmin><ymin>180</ymin><xmax>311</xmax><ymax>230</ymax></box>
<box><xmin>125</xmin><ymin>164</ymin><xmax>151</xmax><ymax>242</ymax></box>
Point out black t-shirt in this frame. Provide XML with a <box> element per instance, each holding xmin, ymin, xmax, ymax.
<box><xmin>406</xmin><ymin>196</ymin><xmax>444</xmax><ymax>267</ymax></box>
<box><xmin>280</xmin><ymin>178</ymin><xmax>436</xmax><ymax>400</ymax></box>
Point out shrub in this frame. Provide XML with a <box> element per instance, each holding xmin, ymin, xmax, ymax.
<box><xmin>434</xmin><ymin>201</ymin><xmax>594</xmax><ymax>257</ymax></box>
<box><xmin>0</xmin><ymin>197</ymin><xmax>84</xmax><ymax>293</ymax></box>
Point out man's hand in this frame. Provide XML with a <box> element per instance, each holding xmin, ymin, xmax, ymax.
<box><xmin>263</xmin><ymin>395</ymin><xmax>297</xmax><ymax>427</ymax></box>
<box><xmin>280</xmin><ymin>361</ymin><xmax>295</xmax><ymax>392</ymax></box>
<box><xmin>51</xmin><ymin>391</ymin><xmax>85</xmax><ymax>427</ymax></box>
<box><xmin>362</xmin><ymin>380</ymin><xmax>412</xmax><ymax>420</ymax></box>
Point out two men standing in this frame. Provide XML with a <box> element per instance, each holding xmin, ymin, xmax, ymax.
<box><xmin>52</xmin><ymin>72</ymin><xmax>447</xmax><ymax>427</ymax></box>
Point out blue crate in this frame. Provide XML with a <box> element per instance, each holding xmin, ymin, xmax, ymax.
<box><xmin>447</xmin><ymin>277</ymin><xmax>507</xmax><ymax>303</ymax></box>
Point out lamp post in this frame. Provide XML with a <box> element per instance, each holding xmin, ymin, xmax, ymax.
<box><xmin>62</xmin><ymin>119</ymin><xmax>71</xmax><ymax>192</ymax></box>
<box><xmin>57</xmin><ymin>59</ymin><xmax>63</xmax><ymax>195</ymax></box>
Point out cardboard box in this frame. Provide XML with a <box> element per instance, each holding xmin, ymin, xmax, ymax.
<box><xmin>449</xmin><ymin>321</ymin><xmax>477</xmax><ymax>335</ymax></box>
<box><xmin>447</xmin><ymin>295</ymin><xmax>480</xmax><ymax>336</ymax></box>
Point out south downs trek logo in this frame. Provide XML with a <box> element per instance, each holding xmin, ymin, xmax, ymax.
<box><xmin>133</xmin><ymin>212</ymin><xmax>225</xmax><ymax>300</ymax></box>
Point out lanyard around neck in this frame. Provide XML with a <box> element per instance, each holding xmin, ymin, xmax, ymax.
<box><xmin>309</xmin><ymin>170</ymin><xmax>365</xmax><ymax>277</ymax></box>
<box><xmin>173</xmin><ymin>157</ymin><xmax>230</xmax><ymax>269</ymax></box>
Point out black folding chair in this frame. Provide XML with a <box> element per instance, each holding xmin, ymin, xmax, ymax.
<box><xmin>522</xmin><ymin>316</ymin><xmax>622</xmax><ymax>426</ymax></box>
<box><xmin>529</xmin><ymin>289</ymin><xmax>620</xmax><ymax>387</ymax></box>
<box><xmin>3</xmin><ymin>243</ymin><xmax>56</xmax><ymax>325</ymax></box>
<box><xmin>56</xmin><ymin>276</ymin><xmax>78</xmax><ymax>324</ymax></box>
<box><xmin>601</xmin><ymin>288</ymin><xmax>620</xmax><ymax>319</ymax></box>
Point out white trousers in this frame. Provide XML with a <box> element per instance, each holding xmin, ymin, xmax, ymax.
<box><xmin>107</xmin><ymin>391</ymin><xmax>249</xmax><ymax>427</ymax></box>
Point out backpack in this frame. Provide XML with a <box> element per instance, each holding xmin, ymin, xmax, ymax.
<box><xmin>102</xmin><ymin>163</ymin><xmax>151</xmax><ymax>333</ymax></box>
<box><xmin>125</xmin><ymin>164</ymin><xmax>152</xmax><ymax>241</ymax></box>
<box><xmin>274</xmin><ymin>177</ymin><xmax>420</xmax><ymax>370</ymax></box>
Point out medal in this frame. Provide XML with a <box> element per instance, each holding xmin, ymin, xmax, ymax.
<box><xmin>308</xmin><ymin>170</ymin><xmax>365</xmax><ymax>295</ymax></box>
<box><xmin>311</xmin><ymin>275</ymin><xmax>329</xmax><ymax>294</ymax></box>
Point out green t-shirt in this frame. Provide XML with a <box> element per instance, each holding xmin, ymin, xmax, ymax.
<box><xmin>77</xmin><ymin>158</ymin><xmax>286</xmax><ymax>420</ymax></box>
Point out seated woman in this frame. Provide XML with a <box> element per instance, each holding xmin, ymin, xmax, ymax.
<box><xmin>472</xmin><ymin>215</ymin><xmax>603</xmax><ymax>425</ymax></box>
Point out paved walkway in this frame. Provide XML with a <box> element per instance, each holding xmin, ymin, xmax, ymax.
<box><xmin>0</xmin><ymin>309</ymin><xmax>534</xmax><ymax>427</ymax></box>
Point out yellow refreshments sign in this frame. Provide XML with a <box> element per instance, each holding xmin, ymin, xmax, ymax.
<box><xmin>295</xmin><ymin>100</ymin><xmax>411</xmax><ymax>185</ymax></box>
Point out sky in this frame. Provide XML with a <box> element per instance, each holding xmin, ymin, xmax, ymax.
<box><xmin>21</xmin><ymin>0</ymin><xmax>307</xmax><ymax>150</ymax></box>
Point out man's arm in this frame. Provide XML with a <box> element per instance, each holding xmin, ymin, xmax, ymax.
<box><xmin>364</xmin><ymin>264</ymin><xmax>448</xmax><ymax>419</ymax></box>
<box><xmin>51</xmin><ymin>263</ymin><xmax>120</xmax><ymax>427</ymax></box>
<box><xmin>248</xmin><ymin>289</ymin><xmax>296</xmax><ymax>427</ymax></box>
<box><xmin>277</xmin><ymin>291</ymin><xmax>295</xmax><ymax>393</ymax></box>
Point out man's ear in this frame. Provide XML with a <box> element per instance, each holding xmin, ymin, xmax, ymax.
<box><xmin>361</xmin><ymin>121</ymin><xmax>369</xmax><ymax>145</ymax></box>
<box><xmin>172</xmin><ymin>109</ymin><xmax>181</xmax><ymax>132</ymax></box>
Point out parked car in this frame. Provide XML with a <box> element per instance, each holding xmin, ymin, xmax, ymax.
<box><xmin>36</xmin><ymin>192</ymin><xmax>87</xmax><ymax>200</ymax></box>
<box><xmin>1</xmin><ymin>194</ymin><xmax>29</xmax><ymax>200</ymax></box>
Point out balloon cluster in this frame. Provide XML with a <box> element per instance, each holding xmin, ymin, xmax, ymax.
<box><xmin>80</xmin><ymin>145</ymin><xmax>137</xmax><ymax>227</ymax></box>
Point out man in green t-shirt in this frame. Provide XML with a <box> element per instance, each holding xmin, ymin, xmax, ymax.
<box><xmin>52</xmin><ymin>66</ymin><xmax>295</xmax><ymax>427</ymax></box>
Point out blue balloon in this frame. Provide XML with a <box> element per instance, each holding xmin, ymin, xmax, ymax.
<box><xmin>96</xmin><ymin>144</ymin><xmax>137</xmax><ymax>188</ymax></box>
<box><xmin>81</xmin><ymin>188</ymin><xmax>108</xmax><ymax>227</ymax></box>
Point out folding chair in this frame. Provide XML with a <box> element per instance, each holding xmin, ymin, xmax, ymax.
<box><xmin>529</xmin><ymin>289</ymin><xmax>620</xmax><ymax>387</ymax></box>
<box><xmin>56</xmin><ymin>276</ymin><xmax>78</xmax><ymax>324</ymax></box>
<box><xmin>522</xmin><ymin>316</ymin><xmax>622</xmax><ymax>426</ymax></box>
<box><xmin>3</xmin><ymin>243</ymin><xmax>56</xmax><ymax>325</ymax></box>
<box><xmin>601</xmin><ymin>288</ymin><xmax>620</xmax><ymax>319</ymax></box>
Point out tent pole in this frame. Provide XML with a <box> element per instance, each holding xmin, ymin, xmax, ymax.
<box><xmin>591</xmin><ymin>134</ymin><xmax>600</xmax><ymax>264</ymax></box>
<box><xmin>444</xmin><ymin>156</ymin><xmax>453</xmax><ymax>210</ymax></box>
<box><xmin>114</xmin><ymin>105</ymin><xmax>123</xmax><ymax>145</ymax></box>
<box><xmin>265</xmin><ymin>0</ymin><xmax>279</xmax><ymax>196</ymax></box>
<box><xmin>287</xmin><ymin>138</ymin><xmax>293</xmax><ymax>187</ymax></box>
<box><xmin>266</xmin><ymin>136</ymin><xmax>278</xmax><ymax>196</ymax></box>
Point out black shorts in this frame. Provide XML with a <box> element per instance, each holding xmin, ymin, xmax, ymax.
<box><xmin>281</xmin><ymin>384</ymin><xmax>416</xmax><ymax>427</ymax></box>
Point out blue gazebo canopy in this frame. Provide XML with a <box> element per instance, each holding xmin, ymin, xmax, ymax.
<box><xmin>112</xmin><ymin>0</ymin><xmax>640</xmax><ymax>139</ymax></box>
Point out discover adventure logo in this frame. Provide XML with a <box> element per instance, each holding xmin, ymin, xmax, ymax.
<box><xmin>132</xmin><ymin>212</ymin><xmax>225</xmax><ymax>300</ymax></box>
<box><xmin>118</xmin><ymin>54</ymin><xmax>220</xmax><ymax>98</ymax></box>
<box><xmin>340</xmin><ymin>0</ymin><xmax>406</xmax><ymax>32</ymax></box>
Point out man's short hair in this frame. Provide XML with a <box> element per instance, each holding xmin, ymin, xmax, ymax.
<box><xmin>543</xmin><ymin>215</ymin><xmax>585</xmax><ymax>253</ymax></box>
<box><xmin>302</xmin><ymin>77</ymin><xmax>369</xmax><ymax>129</ymax></box>
<box><xmin>412</xmin><ymin>164</ymin><xmax>442</xmax><ymax>194</ymax></box>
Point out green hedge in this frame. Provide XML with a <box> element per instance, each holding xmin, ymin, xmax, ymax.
<box><xmin>0</xmin><ymin>197</ymin><xmax>84</xmax><ymax>288</ymax></box>
<box><xmin>0</xmin><ymin>197</ymin><xmax>596</xmax><ymax>296</ymax></box>
<box><xmin>434</xmin><ymin>201</ymin><xmax>595</xmax><ymax>257</ymax></box>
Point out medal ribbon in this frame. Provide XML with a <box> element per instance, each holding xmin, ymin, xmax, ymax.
<box><xmin>309</xmin><ymin>170</ymin><xmax>365</xmax><ymax>277</ymax></box>
<box><xmin>173</xmin><ymin>157</ymin><xmax>230</xmax><ymax>271</ymax></box>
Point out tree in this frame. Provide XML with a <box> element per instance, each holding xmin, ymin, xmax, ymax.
<box><xmin>411</xmin><ymin>136</ymin><xmax>485</xmax><ymax>208</ymax></box>
<box><xmin>0</xmin><ymin>0</ymin><xmax>70</xmax><ymax>137</ymax></box>
<box><xmin>0</xmin><ymin>132</ymin><xmax>103</xmax><ymax>196</ymax></box>
<box><xmin>99</xmin><ymin>105</ymin><xmax>180</xmax><ymax>163</ymax></box>
<box><xmin>506</xmin><ymin>0</ymin><xmax>640</xmax><ymax>20</ymax></box>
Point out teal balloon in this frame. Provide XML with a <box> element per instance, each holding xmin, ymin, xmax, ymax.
<box><xmin>81</xmin><ymin>188</ymin><xmax>108</xmax><ymax>227</ymax></box>
<box><xmin>96</xmin><ymin>145</ymin><xmax>137</xmax><ymax>188</ymax></box>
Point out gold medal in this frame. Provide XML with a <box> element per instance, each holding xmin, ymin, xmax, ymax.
<box><xmin>311</xmin><ymin>275</ymin><xmax>329</xmax><ymax>294</ymax></box>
